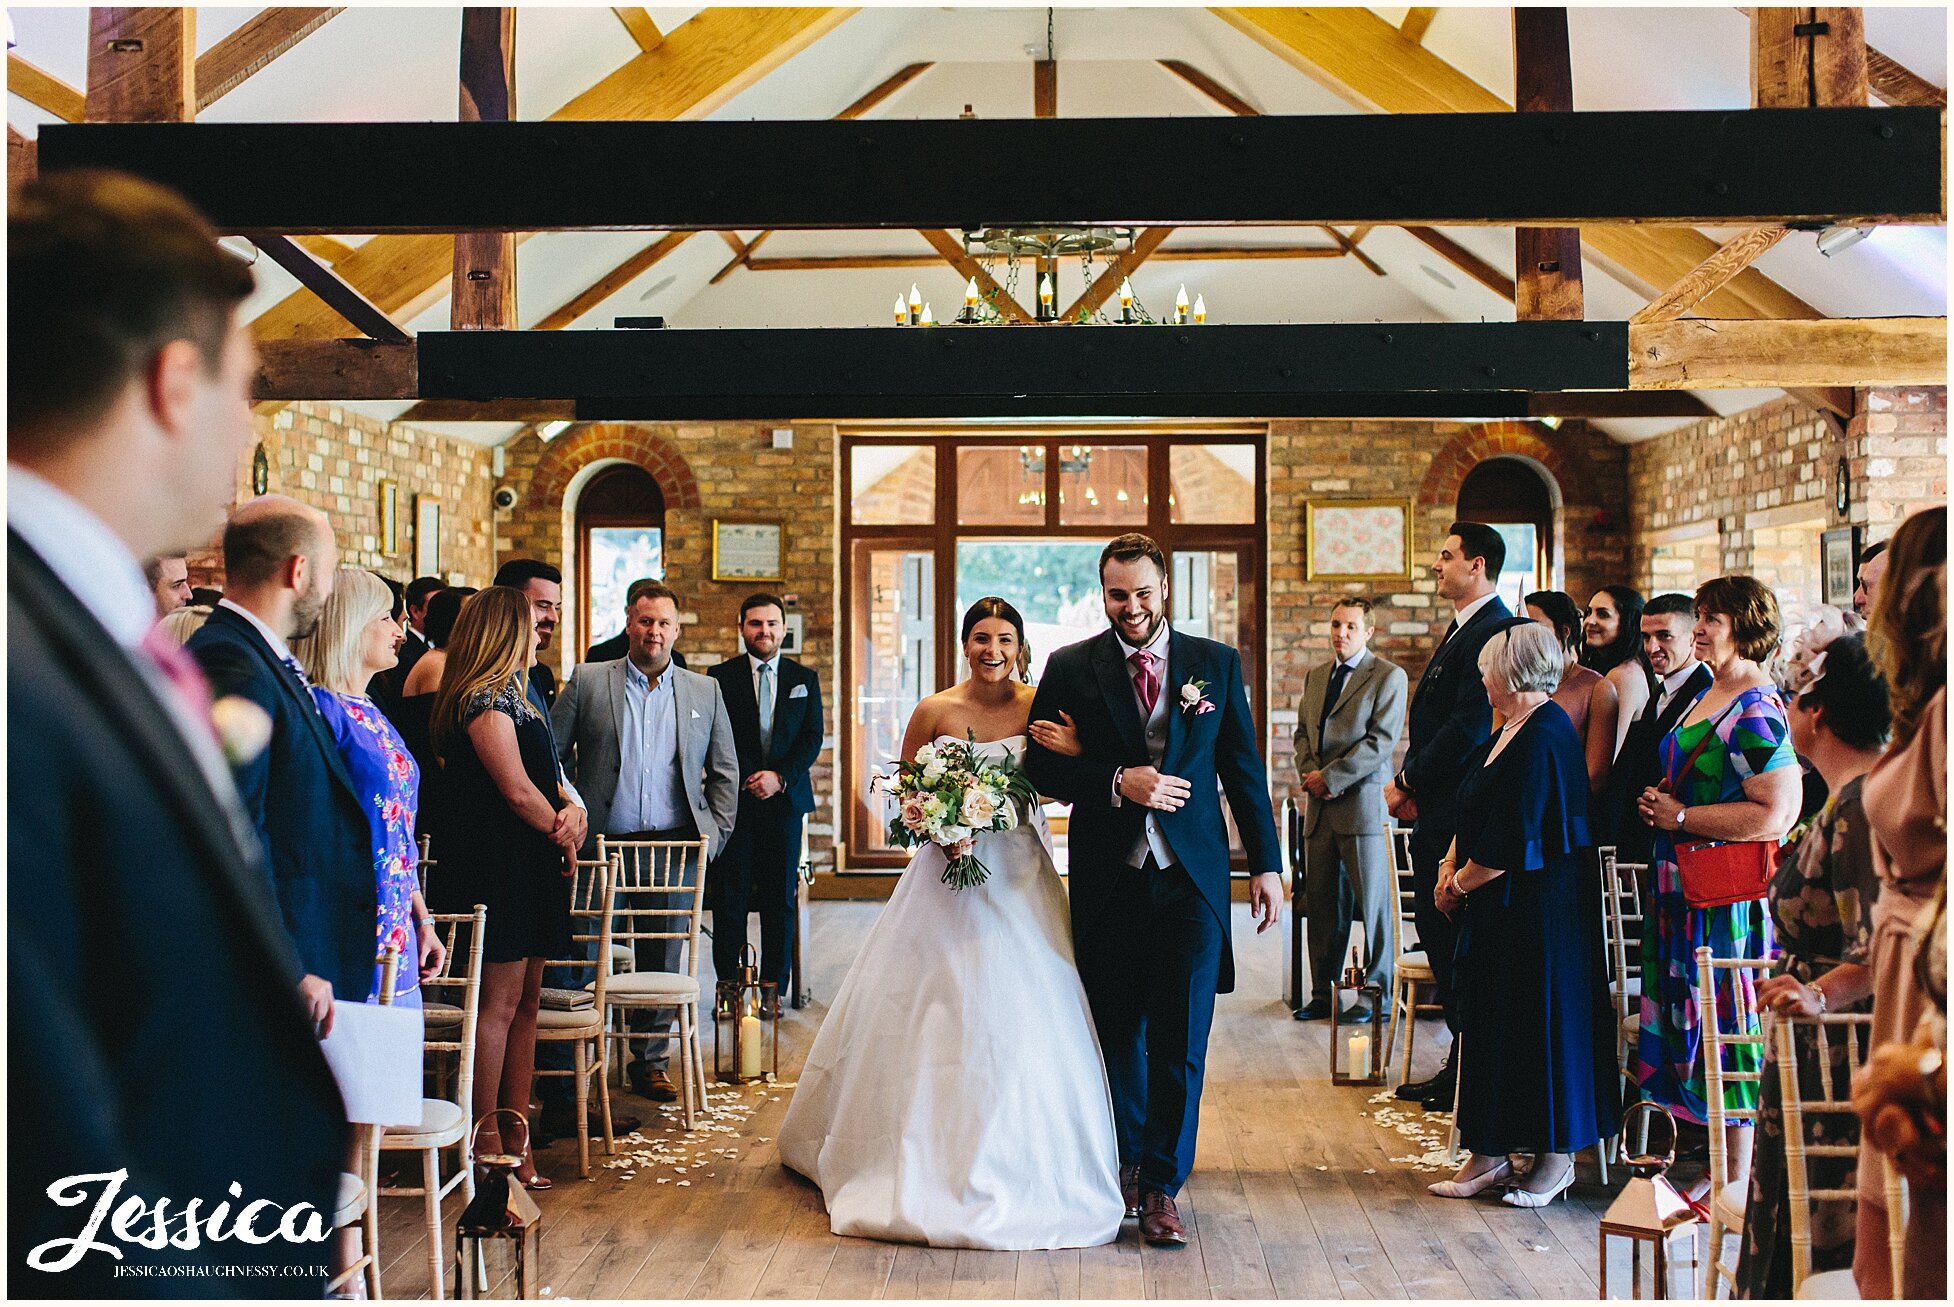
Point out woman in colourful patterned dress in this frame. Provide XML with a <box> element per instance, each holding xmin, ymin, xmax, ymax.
<box><xmin>294</xmin><ymin>568</ymin><xmax>445</xmax><ymax>1005</ymax></box>
<box><xmin>1737</xmin><ymin>630</ymin><xmax>1887</xmax><ymax>1297</ymax></box>
<box><xmin>1635</xmin><ymin>576</ymin><xmax>1803</xmax><ymax>1210</ymax></box>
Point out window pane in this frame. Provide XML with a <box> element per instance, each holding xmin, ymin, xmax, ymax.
<box><xmin>1172</xmin><ymin>548</ymin><xmax>1247</xmax><ymax>860</ymax></box>
<box><xmin>1490</xmin><ymin>522</ymin><xmax>1539</xmax><ymax>614</ymax></box>
<box><xmin>586</xmin><ymin>527</ymin><xmax>663</xmax><ymax>648</ymax></box>
<box><xmin>954</xmin><ymin>539</ymin><xmax>1105</xmax><ymax>686</ymax></box>
<box><xmin>958</xmin><ymin>445</ymin><xmax>1045</xmax><ymax>526</ymax></box>
<box><xmin>1058</xmin><ymin>445</ymin><xmax>1147</xmax><ymax>527</ymax></box>
<box><xmin>851</xmin><ymin>445</ymin><xmax>935</xmax><ymax>525</ymax></box>
<box><xmin>858</xmin><ymin>549</ymin><xmax>935</xmax><ymax>853</ymax></box>
<box><xmin>1170</xmin><ymin>444</ymin><xmax>1256</xmax><ymax>524</ymax></box>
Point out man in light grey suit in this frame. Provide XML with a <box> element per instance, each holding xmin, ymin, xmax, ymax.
<box><xmin>553</xmin><ymin>582</ymin><xmax>739</xmax><ymax>1102</ymax></box>
<box><xmin>1292</xmin><ymin>597</ymin><xmax>1407</xmax><ymax>1021</ymax></box>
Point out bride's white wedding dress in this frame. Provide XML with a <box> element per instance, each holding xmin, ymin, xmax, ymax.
<box><xmin>778</xmin><ymin>735</ymin><xmax>1125</xmax><ymax>1250</ymax></box>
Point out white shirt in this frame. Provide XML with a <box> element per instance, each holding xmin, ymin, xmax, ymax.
<box><xmin>1449</xmin><ymin>590</ymin><xmax>1499</xmax><ymax>635</ymax></box>
<box><xmin>217</xmin><ymin>597</ymin><xmax>298</xmax><ymax>665</ymax></box>
<box><xmin>6</xmin><ymin>465</ymin><xmax>154</xmax><ymax>648</ymax></box>
<box><xmin>748</xmin><ymin>651</ymin><xmax>781</xmax><ymax>705</ymax></box>
<box><xmin>1655</xmin><ymin>659</ymin><xmax>1706</xmax><ymax>716</ymax></box>
<box><xmin>1112</xmin><ymin>623</ymin><xmax>1178</xmax><ymax>869</ymax></box>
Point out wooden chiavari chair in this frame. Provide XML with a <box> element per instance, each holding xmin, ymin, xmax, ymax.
<box><xmin>594</xmin><ymin>836</ymin><xmax>712</xmax><ymax>1130</ymax></box>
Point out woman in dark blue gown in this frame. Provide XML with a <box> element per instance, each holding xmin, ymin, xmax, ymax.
<box><xmin>1429</xmin><ymin>622</ymin><xmax>1619</xmax><ymax>1207</ymax></box>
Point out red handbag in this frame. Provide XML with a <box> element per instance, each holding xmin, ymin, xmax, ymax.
<box><xmin>1662</xmin><ymin>701</ymin><xmax>1777</xmax><ymax>909</ymax></box>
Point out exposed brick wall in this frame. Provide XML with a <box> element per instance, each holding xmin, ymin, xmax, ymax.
<box><xmin>497</xmin><ymin>420</ymin><xmax>841</xmax><ymax>870</ymax></box>
<box><xmin>1626</xmin><ymin>388</ymin><xmax>1946</xmax><ymax>618</ymax></box>
<box><xmin>1265</xmin><ymin>417</ymin><xmax>1629</xmax><ymax>813</ymax></box>
<box><xmin>188</xmin><ymin>401</ymin><xmax>495</xmax><ymax>587</ymax></box>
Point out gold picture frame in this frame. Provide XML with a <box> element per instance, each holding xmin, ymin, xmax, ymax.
<box><xmin>711</xmin><ymin>519</ymin><xmax>784</xmax><ymax>583</ymax></box>
<box><xmin>379</xmin><ymin>480</ymin><xmax>399</xmax><ymax>554</ymax></box>
<box><xmin>1305</xmin><ymin>498</ymin><xmax>1414</xmax><ymax>582</ymax></box>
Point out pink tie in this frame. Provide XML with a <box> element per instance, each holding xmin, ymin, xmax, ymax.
<box><xmin>1129</xmin><ymin>649</ymin><xmax>1159</xmax><ymax>718</ymax></box>
<box><xmin>140</xmin><ymin>624</ymin><xmax>217</xmax><ymax>740</ymax></box>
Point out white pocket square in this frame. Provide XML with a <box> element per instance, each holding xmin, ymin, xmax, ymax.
<box><xmin>691</xmin><ymin>709</ymin><xmax>701</xmax><ymax>720</ymax></box>
<box><xmin>788</xmin><ymin>684</ymin><xmax>809</xmax><ymax>699</ymax></box>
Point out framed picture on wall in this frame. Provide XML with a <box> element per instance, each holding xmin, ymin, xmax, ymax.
<box><xmin>414</xmin><ymin>495</ymin><xmax>441</xmax><ymax>577</ymax></box>
<box><xmin>712</xmin><ymin>519</ymin><xmax>783</xmax><ymax>582</ymax></box>
<box><xmin>1304</xmin><ymin>498</ymin><xmax>1413</xmax><ymax>581</ymax></box>
<box><xmin>1820</xmin><ymin>525</ymin><xmax>1862</xmax><ymax>607</ymax></box>
<box><xmin>378</xmin><ymin>481</ymin><xmax>399</xmax><ymax>555</ymax></box>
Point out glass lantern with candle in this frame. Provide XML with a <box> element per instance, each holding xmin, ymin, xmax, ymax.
<box><xmin>455</xmin><ymin>1109</ymin><xmax>545</xmax><ymax>1299</ymax></box>
<box><xmin>1599</xmin><ymin>1102</ymin><xmax>1699</xmax><ymax>1299</ymax></box>
<box><xmin>1328</xmin><ymin>946</ymin><xmax>1386</xmax><ymax>1086</ymax></box>
<box><xmin>714</xmin><ymin>943</ymin><xmax>778</xmax><ymax>1084</ymax></box>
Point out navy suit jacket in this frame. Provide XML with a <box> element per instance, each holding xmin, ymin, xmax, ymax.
<box><xmin>187</xmin><ymin>604</ymin><xmax>377</xmax><ymax>998</ymax></box>
<box><xmin>9</xmin><ymin>535</ymin><xmax>344</xmax><ymax>1297</ymax></box>
<box><xmin>708</xmin><ymin>656</ymin><xmax>823</xmax><ymax>816</ymax></box>
<box><xmin>1400</xmin><ymin>596</ymin><xmax>1520</xmax><ymax>834</ymax></box>
<box><xmin>1026</xmin><ymin>628</ymin><xmax>1282</xmax><ymax>994</ymax></box>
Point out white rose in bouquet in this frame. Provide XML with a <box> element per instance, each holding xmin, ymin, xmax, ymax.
<box><xmin>937</xmin><ymin>824</ymin><xmax>971</xmax><ymax>846</ymax></box>
<box><xmin>913</xmin><ymin>742</ymin><xmax>938</xmax><ymax>767</ymax></box>
<box><xmin>960</xmin><ymin>787</ymin><xmax>999</xmax><ymax>827</ymax></box>
<box><xmin>996</xmin><ymin>799</ymin><xmax>1020</xmax><ymax>831</ymax></box>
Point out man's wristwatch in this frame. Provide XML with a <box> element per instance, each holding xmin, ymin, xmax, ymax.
<box><xmin>1675</xmin><ymin>806</ymin><xmax>1689</xmax><ymax>830</ymax></box>
<box><xmin>1809</xmin><ymin>980</ymin><xmax>1829</xmax><ymax>1014</ymax></box>
<box><xmin>1394</xmin><ymin>771</ymin><xmax>1412</xmax><ymax>794</ymax></box>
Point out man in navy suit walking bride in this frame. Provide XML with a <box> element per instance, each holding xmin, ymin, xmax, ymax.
<box><xmin>1027</xmin><ymin>532</ymin><xmax>1284</xmax><ymax>1246</ymax></box>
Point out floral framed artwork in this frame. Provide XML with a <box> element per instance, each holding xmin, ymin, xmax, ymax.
<box><xmin>1305</xmin><ymin>499</ymin><xmax>1412</xmax><ymax>582</ymax></box>
<box><xmin>1820</xmin><ymin>525</ymin><xmax>1861</xmax><ymax>607</ymax></box>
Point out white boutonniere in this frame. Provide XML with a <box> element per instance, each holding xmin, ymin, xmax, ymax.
<box><xmin>209</xmin><ymin>695</ymin><xmax>273</xmax><ymax>766</ymax></box>
<box><xmin>1180</xmin><ymin>678</ymin><xmax>1216</xmax><ymax>715</ymax></box>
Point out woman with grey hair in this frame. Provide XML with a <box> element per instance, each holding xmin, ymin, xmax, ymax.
<box><xmin>1428</xmin><ymin>622</ymin><xmax>1618</xmax><ymax>1206</ymax></box>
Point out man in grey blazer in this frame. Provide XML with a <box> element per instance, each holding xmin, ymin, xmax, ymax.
<box><xmin>1292</xmin><ymin>597</ymin><xmax>1407</xmax><ymax>1021</ymax></box>
<box><xmin>553</xmin><ymin>582</ymin><xmax>739</xmax><ymax>1102</ymax></box>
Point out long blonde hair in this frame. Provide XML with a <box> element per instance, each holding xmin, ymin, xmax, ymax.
<box><xmin>290</xmin><ymin>568</ymin><xmax>395</xmax><ymax>694</ymax></box>
<box><xmin>431</xmin><ymin>586</ymin><xmax>533</xmax><ymax>761</ymax></box>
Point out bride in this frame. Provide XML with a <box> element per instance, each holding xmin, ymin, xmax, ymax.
<box><xmin>778</xmin><ymin>597</ymin><xmax>1125</xmax><ymax>1250</ymax></box>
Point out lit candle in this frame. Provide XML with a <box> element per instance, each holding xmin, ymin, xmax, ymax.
<box><xmin>1193</xmin><ymin>294</ymin><xmax>1207</xmax><ymax>325</ymax></box>
<box><xmin>1348</xmin><ymin>1032</ymin><xmax>1370</xmax><ymax>1074</ymax></box>
<box><xmin>1119</xmin><ymin>277</ymin><xmax>1134</xmax><ymax>309</ymax></box>
<box><xmin>920</xmin><ymin>302</ymin><xmax>934</xmax><ymax>326</ymax></box>
<box><xmin>1039</xmin><ymin>272</ymin><xmax>1055</xmax><ymax>308</ymax></box>
<box><xmin>1174</xmin><ymin>284</ymin><xmax>1190</xmax><ymax>325</ymax></box>
<box><xmin>894</xmin><ymin>294</ymin><xmax>907</xmax><ymax>326</ymax></box>
<box><xmin>964</xmin><ymin>275</ymin><xmax>980</xmax><ymax>312</ymax></box>
<box><xmin>908</xmin><ymin>283</ymin><xmax>923</xmax><ymax>326</ymax></box>
<box><xmin>740</xmin><ymin>1012</ymin><xmax>764</xmax><ymax>1078</ymax></box>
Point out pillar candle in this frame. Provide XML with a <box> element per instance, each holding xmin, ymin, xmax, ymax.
<box><xmin>740</xmin><ymin>1013</ymin><xmax>764</xmax><ymax>1078</ymax></box>
<box><xmin>1348</xmin><ymin>1033</ymin><xmax>1370</xmax><ymax>1074</ymax></box>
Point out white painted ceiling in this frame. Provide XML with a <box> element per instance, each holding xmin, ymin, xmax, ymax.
<box><xmin>10</xmin><ymin>5</ymin><xmax>1946</xmax><ymax>446</ymax></box>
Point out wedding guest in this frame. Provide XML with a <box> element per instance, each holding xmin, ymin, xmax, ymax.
<box><xmin>1428</xmin><ymin>623</ymin><xmax>1616</xmax><ymax>1207</ymax></box>
<box><xmin>493</xmin><ymin>559</ymin><xmax>564</xmax><ymax>706</ymax></box>
<box><xmin>291</xmin><ymin>568</ymin><xmax>446</xmax><ymax>1006</ymax></box>
<box><xmin>189</xmin><ymin>498</ymin><xmax>377</xmax><ymax>1017</ymax></box>
<box><xmin>432</xmin><ymin>586</ymin><xmax>587</xmax><ymax>1189</ymax></box>
<box><xmin>1853</xmin><ymin>538</ymin><xmax>1889</xmax><ymax>619</ymax></box>
<box><xmin>551</xmin><ymin>582</ymin><xmax>739</xmax><ymax>1103</ymax></box>
<box><xmin>1525</xmin><ymin>590</ymin><xmax>1620</xmax><ymax>798</ymax></box>
<box><xmin>1583</xmin><ymin>584</ymin><xmax>1651</xmax><ymax>766</ymax></box>
<box><xmin>1853</xmin><ymin>505</ymin><xmax>1946</xmax><ymax>1298</ymax></box>
<box><xmin>1614</xmin><ymin>593</ymin><xmax>1713</xmax><ymax>868</ymax></box>
<box><xmin>156</xmin><ymin>603</ymin><xmax>213</xmax><ymax>648</ymax></box>
<box><xmin>1634</xmin><ymin>576</ymin><xmax>1802</xmax><ymax>1212</ymax></box>
<box><xmin>144</xmin><ymin>553</ymin><xmax>192</xmax><ymax>616</ymax></box>
<box><xmin>1736</xmin><ymin>630</ymin><xmax>1888</xmax><ymax>1297</ymax></box>
<box><xmin>362</xmin><ymin>575</ymin><xmax>407</xmax><ymax>720</ymax></box>
<box><xmin>399</xmin><ymin>585</ymin><xmax>478</xmax><ymax>892</ymax></box>
<box><xmin>1383</xmin><ymin>522</ymin><xmax>1518</xmax><ymax>1109</ymax></box>
<box><xmin>1292</xmin><ymin>597</ymin><xmax>1406</xmax><ymax>1020</ymax></box>
<box><xmin>393</xmin><ymin>574</ymin><xmax>447</xmax><ymax>689</ymax></box>
<box><xmin>580</xmin><ymin>578</ymin><xmax>687</xmax><ymax>670</ymax></box>
<box><xmin>10</xmin><ymin>168</ymin><xmax>341</xmax><ymax>1294</ymax></box>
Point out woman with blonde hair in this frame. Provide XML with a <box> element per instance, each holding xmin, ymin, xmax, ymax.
<box><xmin>433</xmin><ymin>585</ymin><xmax>586</xmax><ymax>1189</ymax></box>
<box><xmin>291</xmin><ymin>568</ymin><xmax>443</xmax><ymax>1005</ymax></box>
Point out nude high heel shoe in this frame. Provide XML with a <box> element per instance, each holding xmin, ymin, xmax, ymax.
<box><xmin>1427</xmin><ymin>1156</ymin><xmax>1513</xmax><ymax>1198</ymax></box>
<box><xmin>1501</xmin><ymin>1157</ymin><xmax>1574</xmax><ymax>1207</ymax></box>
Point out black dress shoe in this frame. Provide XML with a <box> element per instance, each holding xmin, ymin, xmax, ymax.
<box><xmin>1293</xmin><ymin>999</ymin><xmax>1336</xmax><ymax>1021</ymax></box>
<box><xmin>1395</xmin><ymin>1062</ymin><xmax>1454</xmax><ymax>1102</ymax></box>
<box><xmin>1414</xmin><ymin>1075</ymin><xmax>1459</xmax><ymax>1110</ymax></box>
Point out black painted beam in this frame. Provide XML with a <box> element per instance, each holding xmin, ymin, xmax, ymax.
<box><xmin>411</xmin><ymin>322</ymin><xmax>1627</xmax><ymax>420</ymax></box>
<box><xmin>37</xmin><ymin>110</ymin><xmax>1941</xmax><ymax>233</ymax></box>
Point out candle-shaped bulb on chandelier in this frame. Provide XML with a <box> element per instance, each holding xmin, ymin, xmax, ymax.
<box><xmin>1118</xmin><ymin>276</ymin><xmax>1135</xmax><ymax>323</ymax></box>
<box><xmin>1193</xmin><ymin>294</ymin><xmax>1207</xmax><ymax>325</ymax></box>
<box><xmin>920</xmin><ymin>302</ymin><xmax>934</xmax><ymax>326</ymax></box>
<box><xmin>894</xmin><ymin>294</ymin><xmax>907</xmax><ymax>326</ymax></box>
<box><xmin>1174</xmin><ymin>284</ymin><xmax>1190</xmax><ymax>325</ymax></box>
<box><xmin>908</xmin><ymin>283</ymin><xmax>923</xmax><ymax>326</ymax></box>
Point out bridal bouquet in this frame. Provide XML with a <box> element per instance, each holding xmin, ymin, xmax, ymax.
<box><xmin>872</xmin><ymin>732</ymin><xmax>1038</xmax><ymax>890</ymax></box>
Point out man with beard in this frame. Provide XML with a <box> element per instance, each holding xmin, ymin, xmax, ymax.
<box><xmin>494</xmin><ymin>558</ymin><xmax>565</xmax><ymax>706</ymax></box>
<box><xmin>189</xmin><ymin>496</ymin><xmax>377</xmax><ymax>1015</ymax></box>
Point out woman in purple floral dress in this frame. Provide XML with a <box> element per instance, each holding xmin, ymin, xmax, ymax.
<box><xmin>294</xmin><ymin>569</ymin><xmax>445</xmax><ymax>1004</ymax></box>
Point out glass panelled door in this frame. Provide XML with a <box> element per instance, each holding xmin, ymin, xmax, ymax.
<box><xmin>1174</xmin><ymin>546</ymin><xmax>1257</xmax><ymax>862</ymax></box>
<box><xmin>848</xmin><ymin>541</ymin><xmax>936</xmax><ymax>858</ymax></box>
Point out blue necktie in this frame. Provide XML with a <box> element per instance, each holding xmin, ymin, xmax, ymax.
<box><xmin>1319</xmin><ymin>661</ymin><xmax>1351</xmax><ymax>735</ymax></box>
<box><xmin>757</xmin><ymin>661</ymin><xmax>775</xmax><ymax>760</ymax></box>
<box><xmin>281</xmin><ymin>654</ymin><xmax>313</xmax><ymax>691</ymax></box>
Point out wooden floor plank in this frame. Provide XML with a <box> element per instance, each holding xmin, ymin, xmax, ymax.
<box><xmin>1077</xmin><ymin>1231</ymin><xmax>1147</xmax><ymax>1299</ymax></box>
<box><xmin>818</xmin><ymin>1239</ymin><xmax>900</xmax><ymax>1300</ymax></box>
<box><xmin>1015</xmin><ymin>1247</ymin><xmax>1082</xmax><ymax>1299</ymax></box>
<box><xmin>951</xmin><ymin>1247</ymin><xmax>1021</xmax><ymax>1299</ymax></box>
<box><xmin>886</xmin><ymin>1243</ymin><xmax>958</xmax><ymax>1300</ymax></box>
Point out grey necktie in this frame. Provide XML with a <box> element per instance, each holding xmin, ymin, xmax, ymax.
<box><xmin>757</xmin><ymin>661</ymin><xmax>774</xmax><ymax>759</ymax></box>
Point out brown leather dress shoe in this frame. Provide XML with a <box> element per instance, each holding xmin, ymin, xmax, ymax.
<box><xmin>1139</xmin><ymin>1191</ymin><xmax>1187</xmax><ymax>1246</ymax></box>
<box><xmin>626</xmin><ymin>1061</ymin><xmax>680</xmax><ymax>1103</ymax></box>
<box><xmin>1119</xmin><ymin>1165</ymin><xmax>1141</xmax><ymax>1219</ymax></box>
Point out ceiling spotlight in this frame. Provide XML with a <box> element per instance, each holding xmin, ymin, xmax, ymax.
<box><xmin>1815</xmin><ymin>225</ymin><xmax>1870</xmax><ymax>258</ymax></box>
<box><xmin>536</xmin><ymin>420</ymin><xmax>572</xmax><ymax>442</ymax></box>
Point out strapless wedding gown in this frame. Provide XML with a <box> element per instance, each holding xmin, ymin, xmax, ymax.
<box><xmin>778</xmin><ymin>735</ymin><xmax>1124</xmax><ymax>1250</ymax></box>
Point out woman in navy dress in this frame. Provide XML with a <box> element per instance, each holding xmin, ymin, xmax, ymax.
<box><xmin>1429</xmin><ymin>622</ymin><xmax>1619</xmax><ymax>1207</ymax></box>
<box><xmin>292</xmin><ymin>568</ymin><xmax>445</xmax><ymax>1004</ymax></box>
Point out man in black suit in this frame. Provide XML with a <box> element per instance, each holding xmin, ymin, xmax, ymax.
<box><xmin>9</xmin><ymin>170</ymin><xmax>344</xmax><ymax>1296</ymax></box>
<box><xmin>494</xmin><ymin>558</ymin><xmax>564</xmax><ymax>706</ymax></box>
<box><xmin>1615</xmin><ymin>593</ymin><xmax>1713</xmax><ymax>867</ymax></box>
<box><xmin>1382</xmin><ymin>521</ymin><xmax>1522</xmax><ymax>1108</ymax></box>
<box><xmin>392</xmin><ymin>574</ymin><xmax>446</xmax><ymax>688</ymax></box>
<box><xmin>188</xmin><ymin>498</ymin><xmax>378</xmax><ymax>1011</ymax></box>
<box><xmin>707</xmin><ymin>594</ymin><xmax>823</xmax><ymax>1002</ymax></box>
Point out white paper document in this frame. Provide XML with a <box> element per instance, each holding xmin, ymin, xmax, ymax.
<box><xmin>319</xmin><ymin>1001</ymin><xmax>424</xmax><ymax>1127</ymax></box>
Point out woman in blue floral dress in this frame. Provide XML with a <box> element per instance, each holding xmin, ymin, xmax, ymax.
<box><xmin>294</xmin><ymin>569</ymin><xmax>444</xmax><ymax>1005</ymax></box>
<box><xmin>1635</xmin><ymin>577</ymin><xmax>1804</xmax><ymax>1208</ymax></box>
